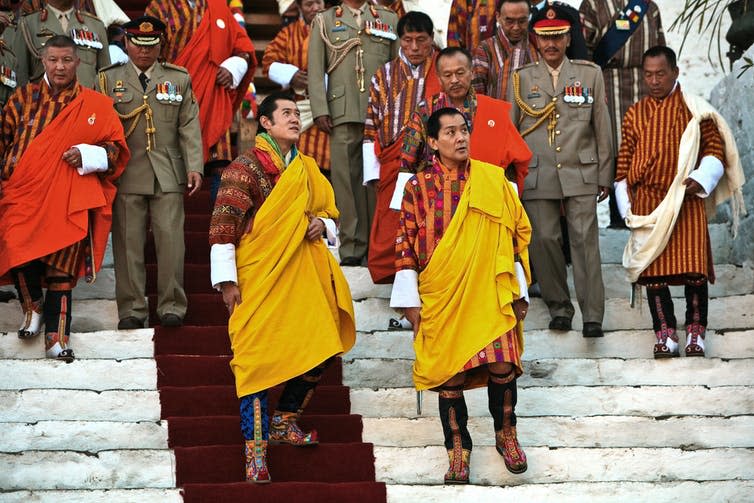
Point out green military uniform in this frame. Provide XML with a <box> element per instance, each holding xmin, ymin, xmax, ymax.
<box><xmin>509</xmin><ymin>58</ymin><xmax>613</xmax><ymax>326</ymax></box>
<box><xmin>307</xmin><ymin>2</ymin><xmax>398</xmax><ymax>262</ymax></box>
<box><xmin>0</xmin><ymin>27</ymin><xmax>17</xmax><ymax>108</ymax></box>
<box><xmin>99</xmin><ymin>60</ymin><xmax>203</xmax><ymax>324</ymax></box>
<box><xmin>15</xmin><ymin>7</ymin><xmax>109</xmax><ymax>88</ymax></box>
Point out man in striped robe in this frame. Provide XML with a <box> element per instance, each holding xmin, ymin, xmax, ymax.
<box><xmin>615</xmin><ymin>46</ymin><xmax>744</xmax><ymax>359</ymax></box>
<box><xmin>471</xmin><ymin>0</ymin><xmax>538</xmax><ymax>100</ymax></box>
<box><xmin>446</xmin><ymin>0</ymin><xmax>496</xmax><ymax>51</ymax></box>
<box><xmin>262</xmin><ymin>0</ymin><xmax>330</xmax><ymax>171</ymax></box>
<box><xmin>363</xmin><ymin>11</ymin><xmax>439</xmax><ymax>284</ymax></box>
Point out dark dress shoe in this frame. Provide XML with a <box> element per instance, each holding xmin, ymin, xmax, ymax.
<box><xmin>118</xmin><ymin>316</ymin><xmax>144</xmax><ymax>330</ymax></box>
<box><xmin>339</xmin><ymin>257</ymin><xmax>361</xmax><ymax>267</ymax></box>
<box><xmin>160</xmin><ymin>313</ymin><xmax>184</xmax><ymax>327</ymax></box>
<box><xmin>548</xmin><ymin>316</ymin><xmax>572</xmax><ymax>331</ymax></box>
<box><xmin>0</xmin><ymin>290</ymin><xmax>16</xmax><ymax>303</ymax></box>
<box><xmin>582</xmin><ymin>322</ymin><xmax>604</xmax><ymax>338</ymax></box>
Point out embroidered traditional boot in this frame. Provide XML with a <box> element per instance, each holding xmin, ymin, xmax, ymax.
<box><xmin>444</xmin><ymin>447</ymin><xmax>471</xmax><ymax>484</ymax></box>
<box><xmin>684</xmin><ymin>281</ymin><xmax>708</xmax><ymax>357</ymax></box>
<box><xmin>12</xmin><ymin>264</ymin><xmax>44</xmax><ymax>339</ymax></box>
<box><xmin>269</xmin><ymin>410</ymin><xmax>318</xmax><ymax>446</ymax></box>
<box><xmin>43</xmin><ymin>287</ymin><xmax>74</xmax><ymax>362</ymax></box>
<box><xmin>488</xmin><ymin>371</ymin><xmax>527</xmax><ymax>474</ymax></box>
<box><xmin>244</xmin><ymin>440</ymin><xmax>270</xmax><ymax>483</ymax></box>
<box><xmin>18</xmin><ymin>299</ymin><xmax>43</xmax><ymax>339</ymax></box>
<box><xmin>647</xmin><ymin>286</ymin><xmax>679</xmax><ymax>358</ymax></box>
<box><xmin>439</xmin><ymin>386</ymin><xmax>472</xmax><ymax>484</ymax></box>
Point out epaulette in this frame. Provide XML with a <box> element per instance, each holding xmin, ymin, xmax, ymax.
<box><xmin>99</xmin><ymin>61</ymin><xmax>126</xmax><ymax>73</ymax></box>
<box><xmin>80</xmin><ymin>10</ymin><xmax>103</xmax><ymax>22</ymax></box>
<box><xmin>161</xmin><ymin>61</ymin><xmax>189</xmax><ymax>74</ymax></box>
<box><xmin>569</xmin><ymin>59</ymin><xmax>600</xmax><ymax>69</ymax></box>
<box><xmin>516</xmin><ymin>61</ymin><xmax>539</xmax><ymax>72</ymax></box>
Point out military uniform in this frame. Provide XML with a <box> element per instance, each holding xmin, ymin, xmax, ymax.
<box><xmin>510</xmin><ymin>57</ymin><xmax>613</xmax><ymax>328</ymax></box>
<box><xmin>307</xmin><ymin>3</ymin><xmax>398</xmax><ymax>262</ymax></box>
<box><xmin>15</xmin><ymin>6</ymin><xmax>109</xmax><ymax>88</ymax></box>
<box><xmin>0</xmin><ymin>32</ymin><xmax>17</xmax><ymax>108</ymax></box>
<box><xmin>99</xmin><ymin>54</ymin><xmax>202</xmax><ymax>325</ymax></box>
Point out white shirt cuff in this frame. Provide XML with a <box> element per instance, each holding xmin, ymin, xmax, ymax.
<box><xmin>268</xmin><ymin>62</ymin><xmax>300</xmax><ymax>89</ymax></box>
<box><xmin>319</xmin><ymin>217</ymin><xmax>339</xmax><ymax>247</ymax></box>
<box><xmin>220</xmin><ymin>56</ymin><xmax>249</xmax><ymax>89</ymax></box>
<box><xmin>389</xmin><ymin>172</ymin><xmax>414</xmax><ymax>211</ymax></box>
<box><xmin>362</xmin><ymin>142</ymin><xmax>380</xmax><ymax>185</ymax></box>
<box><xmin>514</xmin><ymin>261</ymin><xmax>529</xmax><ymax>303</ymax></box>
<box><xmin>688</xmin><ymin>155</ymin><xmax>724</xmax><ymax>198</ymax></box>
<box><xmin>74</xmin><ymin>144</ymin><xmax>108</xmax><ymax>175</ymax></box>
<box><xmin>390</xmin><ymin>269</ymin><xmax>421</xmax><ymax>308</ymax></box>
<box><xmin>613</xmin><ymin>179</ymin><xmax>631</xmax><ymax>219</ymax></box>
<box><xmin>210</xmin><ymin>243</ymin><xmax>238</xmax><ymax>289</ymax></box>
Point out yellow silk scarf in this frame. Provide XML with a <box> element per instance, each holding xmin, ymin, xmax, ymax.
<box><xmin>228</xmin><ymin>148</ymin><xmax>355</xmax><ymax>397</ymax></box>
<box><xmin>414</xmin><ymin>160</ymin><xmax>531</xmax><ymax>391</ymax></box>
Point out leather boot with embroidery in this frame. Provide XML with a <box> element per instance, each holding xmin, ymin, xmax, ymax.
<box><xmin>244</xmin><ymin>439</ymin><xmax>270</xmax><ymax>483</ymax></box>
<box><xmin>496</xmin><ymin>426</ymin><xmax>528</xmax><ymax>474</ymax></box>
<box><xmin>685</xmin><ymin>322</ymin><xmax>706</xmax><ymax>357</ymax></box>
<box><xmin>654</xmin><ymin>327</ymin><xmax>679</xmax><ymax>358</ymax></box>
<box><xmin>18</xmin><ymin>299</ymin><xmax>43</xmax><ymax>339</ymax></box>
<box><xmin>444</xmin><ymin>447</ymin><xmax>470</xmax><ymax>484</ymax></box>
<box><xmin>269</xmin><ymin>411</ymin><xmax>318</xmax><ymax>446</ymax></box>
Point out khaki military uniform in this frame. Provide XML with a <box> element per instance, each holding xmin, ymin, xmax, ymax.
<box><xmin>509</xmin><ymin>58</ymin><xmax>613</xmax><ymax>325</ymax></box>
<box><xmin>308</xmin><ymin>3</ymin><xmax>398</xmax><ymax>261</ymax></box>
<box><xmin>0</xmin><ymin>28</ymin><xmax>17</xmax><ymax>108</ymax></box>
<box><xmin>15</xmin><ymin>8</ymin><xmax>109</xmax><ymax>89</ymax></box>
<box><xmin>99</xmin><ymin>61</ymin><xmax>203</xmax><ymax>322</ymax></box>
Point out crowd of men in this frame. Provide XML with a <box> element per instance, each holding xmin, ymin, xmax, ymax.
<box><xmin>0</xmin><ymin>0</ymin><xmax>745</xmax><ymax>488</ymax></box>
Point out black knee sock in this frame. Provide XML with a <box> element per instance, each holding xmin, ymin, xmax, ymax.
<box><xmin>12</xmin><ymin>262</ymin><xmax>44</xmax><ymax>308</ymax></box>
<box><xmin>646</xmin><ymin>286</ymin><xmax>676</xmax><ymax>332</ymax></box>
<box><xmin>684</xmin><ymin>280</ymin><xmax>708</xmax><ymax>327</ymax></box>
<box><xmin>488</xmin><ymin>371</ymin><xmax>518</xmax><ymax>431</ymax></box>
<box><xmin>43</xmin><ymin>288</ymin><xmax>72</xmax><ymax>336</ymax></box>
<box><xmin>439</xmin><ymin>385</ymin><xmax>472</xmax><ymax>451</ymax></box>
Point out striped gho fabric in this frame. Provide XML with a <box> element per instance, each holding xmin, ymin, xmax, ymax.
<box><xmin>472</xmin><ymin>26</ymin><xmax>539</xmax><ymax>100</ymax></box>
<box><xmin>262</xmin><ymin>18</ymin><xmax>330</xmax><ymax>170</ymax></box>
<box><xmin>370</xmin><ymin>0</ymin><xmax>406</xmax><ymax>18</ymax></box>
<box><xmin>580</xmin><ymin>0</ymin><xmax>665</xmax><ymax>149</ymax></box>
<box><xmin>446</xmin><ymin>0</ymin><xmax>496</xmax><ymax>50</ymax></box>
<box><xmin>616</xmin><ymin>86</ymin><xmax>725</xmax><ymax>282</ymax></box>
<box><xmin>146</xmin><ymin>0</ymin><xmax>207</xmax><ymax>63</ymax></box>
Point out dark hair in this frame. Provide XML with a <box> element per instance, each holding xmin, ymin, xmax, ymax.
<box><xmin>642</xmin><ymin>45</ymin><xmax>677</xmax><ymax>70</ymax></box>
<box><xmin>426</xmin><ymin>107</ymin><xmax>467</xmax><ymax>140</ymax></box>
<box><xmin>397</xmin><ymin>11</ymin><xmax>433</xmax><ymax>38</ymax></box>
<box><xmin>496</xmin><ymin>0</ymin><xmax>531</xmax><ymax>13</ymax></box>
<box><xmin>41</xmin><ymin>35</ymin><xmax>78</xmax><ymax>55</ymax></box>
<box><xmin>435</xmin><ymin>46</ymin><xmax>472</xmax><ymax>70</ymax></box>
<box><xmin>257</xmin><ymin>91</ymin><xmax>296</xmax><ymax>133</ymax></box>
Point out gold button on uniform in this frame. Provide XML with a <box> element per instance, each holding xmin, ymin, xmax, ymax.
<box><xmin>555</xmin><ymin>146</ymin><xmax>561</xmax><ymax>152</ymax></box>
<box><xmin>551</xmin><ymin>97</ymin><xmax>557</xmax><ymax>102</ymax></box>
<box><xmin>555</xmin><ymin>113</ymin><xmax>561</xmax><ymax>119</ymax></box>
<box><xmin>556</xmin><ymin>163</ymin><xmax>562</xmax><ymax>169</ymax></box>
<box><xmin>555</xmin><ymin>130</ymin><xmax>561</xmax><ymax>135</ymax></box>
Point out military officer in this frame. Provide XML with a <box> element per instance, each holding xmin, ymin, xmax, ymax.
<box><xmin>14</xmin><ymin>0</ymin><xmax>108</xmax><ymax>89</ymax></box>
<box><xmin>509</xmin><ymin>4</ymin><xmax>613</xmax><ymax>338</ymax></box>
<box><xmin>0</xmin><ymin>2</ymin><xmax>17</xmax><ymax>108</ymax></box>
<box><xmin>99</xmin><ymin>16</ymin><xmax>203</xmax><ymax>329</ymax></box>
<box><xmin>307</xmin><ymin>0</ymin><xmax>398</xmax><ymax>266</ymax></box>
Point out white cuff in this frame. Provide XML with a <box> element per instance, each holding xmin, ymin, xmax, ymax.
<box><xmin>688</xmin><ymin>155</ymin><xmax>724</xmax><ymax>198</ymax></box>
<box><xmin>268</xmin><ymin>62</ymin><xmax>300</xmax><ymax>89</ymax></box>
<box><xmin>210</xmin><ymin>243</ymin><xmax>238</xmax><ymax>289</ymax></box>
<box><xmin>220</xmin><ymin>56</ymin><xmax>249</xmax><ymax>89</ymax></box>
<box><xmin>514</xmin><ymin>261</ymin><xmax>529</xmax><ymax>303</ymax></box>
<box><xmin>319</xmin><ymin>217</ymin><xmax>339</xmax><ymax>247</ymax></box>
<box><xmin>233</xmin><ymin>11</ymin><xmax>245</xmax><ymax>27</ymax></box>
<box><xmin>613</xmin><ymin>179</ymin><xmax>631</xmax><ymax>219</ymax></box>
<box><xmin>390</xmin><ymin>269</ymin><xmax>421</xmax><ymax>308</ymax></box>
<box><xmin>74</xmin><ymin>144</ymin><xmax>108</xmax><ymax>175</ymax></box>
<box><xmin>362</xmin><ymin>142</ymin><xmax>380</xmax><ymax>185</ymax></box>
<box><xmin>389</xmin><ymin>172</ymin><xmax>414</xmax><ymax>210</ymax></box>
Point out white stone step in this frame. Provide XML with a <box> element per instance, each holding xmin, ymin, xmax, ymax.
<box><xmin>0</xmin><ymin>360</ymin><xmax>157</xmax><ymax>390</ymax></box>
<box><xmin>362</xmin><ymin>416</ymin><xmax>754</xmax><ymax>449</ymax></box>
<box><xmin>350</xmin><ymin>386</ymin><xmax>754</xmax><ymax>418</ymax></box>
<box><xmin>0</xmin><ymin>330</ymin><xmax>154</xmax><ymax>360</ymax></box>
<box><xmin>0</xmin><ymin>489</ymin><xmax>183</xmax><ymax>503</ymax></box>
<box><xmin>374</xmin><ymin>446</ymin><xmax>754</xmax><ymax>486</ymax></box>
<box><xmin>0</xmin><ymin>450</ymin><xmax>175</xmax><ymax>490</ymax></box>
<box><xmin>344</xmin><ymin>357</ymin><xmax>754</xmax><ymax>388</ymax></box>
<box><xmin>348</xmin><ymin>329</ymin><xmax>754</xmax><ymax>360</ymax></box>
<box><xmin>1</xmin><ymin>390</ymin><xmax>161</xmax><ymax>422</ymax></box>
<box><xmin>0</xmin><ymin>421</ymin><xmax>168</xmax><ymax>452</ymax></box>
<box><xmin>385</xmin><ymin>481</ymin><xmax>754</xmax><ymax>503</ymax></box>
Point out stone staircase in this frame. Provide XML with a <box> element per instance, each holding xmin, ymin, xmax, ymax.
<box><xmin>1</xmin><ymin>225</ymin><xmax>753</xmax><ymax>502</ymax></box>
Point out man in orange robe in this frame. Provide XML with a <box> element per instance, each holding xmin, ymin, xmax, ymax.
<box><xmin>363</xmin><ymin>11</ymin><xmax>439</xmax><ymax>284</ymax></box>
<box><xmin>0</xmin><ymin>35</ymin><xmax>129</xmax><ymax>362</ymax></box>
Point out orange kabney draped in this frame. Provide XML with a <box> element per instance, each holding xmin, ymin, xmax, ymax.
<box><xmin>172</xmin><ymin>0</ymin><xmax>256</xmax><ymax>162</ymax></box>
<box><xmin>0</xmin><ymin>88</ymin><xmax>130</xmax><ymax>280</ymax></box>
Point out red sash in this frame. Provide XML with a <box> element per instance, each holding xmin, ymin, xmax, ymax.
<box><xmin>0</xmin><ymin>87</ymin><xmax>130</xmax><ymax>279</ymax></box>
<box><xmin>174</xmin><ymin>0</ymin><xmax>256</xmax><ymax>161</ymax></box>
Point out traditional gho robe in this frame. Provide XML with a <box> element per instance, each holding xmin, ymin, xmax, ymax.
<box><xmin>472</xmin><ymin>27</ymin><xmax>539</xmax><ymax>100</ymax></box>
<box><xmin>616</xmin><ymin>85</ymin><xmax>742</xmax><ymax>284</ymax></box>
<box><xmin>397</xmin><ymin>89</ymin><xmax>531</xmax><ymax>206</ymax></box>
<box><xmin>393</xmin><ymin>157</ymin><xmax>531</xmax><ymax>390</ymax></box>
<box><xmin>362</xmin><ymin>50</ymin><xmax>440</xmax><ymax>284</ymax></box>
<box><xmin>209</xmin><ymin>135</ymin><xmax>355</xmax><ymax>397</ymax></box>
<box><xmin>446</xmin><ymin>0</ymin><xmax>496</xmax><ymax>50</ymax></box>
<box><xmin>145</xmin><ymin>0</ymin><xmax>257</xmax><ymax>163</ymax></box>
<box><xmin>261</xmin><ymin>18</ymin><xmax>330</xmax><ymax>170</ymax></box>
<box><xmin>370</xmin><ymin>0</ymin><xmax>406</xmax><ymax>17</ymax></box>
<box><xmin>0</xmin><ymin>81</ymin><xmax>129</xmax><ymax>282</ymax></box>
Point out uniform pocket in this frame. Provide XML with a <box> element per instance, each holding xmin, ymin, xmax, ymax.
<box><xmin>156</xmin><ymin>100</ymin><xmax>180</xmax><ymax>123</ymax></box>
<box><xmin>578</xmin><ymin>150</ymin><xmax>598</xmax><ymax>184</ymax></box>
<box><xmin>114</xmin><ymin>92</ymin><xmax>135</xmax><ymax>115</ymax></box>
<box><xmin>568</xmin><ymin>103</ymin><xmax>592</xmax><ymax>121</ymax></box>
<box><xmin>327</xmin><ymin>84</ymin><xmax>346</xmax><ymax>119</ymax></box>
<box><xmin>167</xmin><ymin>146</ymin><xmax>187</xmax><ymax>185</ymax></box>
<box><xmin>524</xmin><ymin>155</ymin><xmax>538</xmax><ymax>191</ymax></box>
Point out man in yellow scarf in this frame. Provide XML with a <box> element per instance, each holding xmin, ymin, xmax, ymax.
<box><xmin>390</xmin><ymin>107</ymin><xmax>532</xmax><ymax>482</ymax></box>
<box><xmin>208</xmin><ymin>92</ymin><xmax>355</xmax><ymax>483</ymax></box>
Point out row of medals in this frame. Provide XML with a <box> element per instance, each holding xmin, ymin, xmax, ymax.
<box><xmin>0</xmin><ymin>65</ymin><xmax>16</xmax><ymax>88</ymax></box>
<box><xmin>69</xmin><ymin>27</ymin><xmax>103</xmax><ymax>50</ymax></box>
<box><xmin>156</xmin><ymin>81</ymin><xmax>183</xmax><ymax>103</ymax></box>
<box><xmin>563</xmin><ymin>83</ymin><xmax>594</xmax><ymax>105</ymax></box>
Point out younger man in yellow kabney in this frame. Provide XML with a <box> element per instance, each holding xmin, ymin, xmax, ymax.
<box><xmin>209</xmin><ymin>92</ymin><xmax>355</xmax><ymax>483</ymax></box>
<box><xmin>390</xmin><ymin>107</ymin><xmax>532</xmax><ymax>482</ymax></box>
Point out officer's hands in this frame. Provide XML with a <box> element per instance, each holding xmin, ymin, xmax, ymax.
<box><xmin>216</xmin><ymin>67</ymin><xmax>233</xmax><ymax>89</ymax></box>
<box><xmin>290</xmin><ymin>70</ymin><xmax>308</xmax><ymax>90</ymax></box>
<box><xmin>683</xmin><ymin>178</ymin><xmax>704</xmax><ymax>197</ymax></box>
<box><xmin>404</xmin><ymin>307</ymin><xmax>421</xmax><ymax>339</ymax></box>
<box><xmin>512</xmin><ymin>297</ymin><xmax>528</xmax><ymax>321</ymax></box>
<box><xmin>187</xmin><ymin>172</ymin><xmax>203</xmax><ymax>196</ymax></box>
<box><xmin>306</xmin><ymin>217</ymin><xmax>325</xmax><ymax>241</ymax></box>
<box><xmin>597</xmin><ymin>185</ymin><xmax>609</xmax><ymax>202</ymax></box>
<box><xmin>314</xmin><ymin>115</ymin><xmax>333</xmax><ymax>134</ymax></box>
<box><xmin>221</xmin><ymin>282</ymin><xmax>242</xmax><ymax>316</ymax></box>
<box><xmin>62</xmin><ymin>147</ymin><xmax>82</xmax><ymax>170</ymax></box>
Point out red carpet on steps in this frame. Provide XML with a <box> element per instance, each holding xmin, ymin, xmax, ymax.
<box><xmin>146</xmin><ymin>186</ymin><xmax>387</xmax><ymax>502</ymax></box>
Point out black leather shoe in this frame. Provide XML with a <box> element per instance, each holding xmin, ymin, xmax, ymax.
<box><xmin>160</xmin><ymin>313</ymin><xmax>183</xmax><ymax>327</ymax></box>
<box><xmin>339</xmin><ymin>257</ymin><xmax>361</xmax><ymax>267</ymax></box>
<box><xmin>118</xmin><ymin>316</ymin><xmax>144</xmax><ymax>330</ymax></box>
<box><xmin>0</xmin><ymin>290</ymin><xmax>16</xmax><ymax>303</ymax></box>
<box><xmin>582</xmin><ymin>322</ymin><xmax>604</xmax><ymax>338</ymax></box>
<box><xmin>548</xmin><ymin>316</ymin><xmax>572</xmax><ymax>331</ymax></box>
